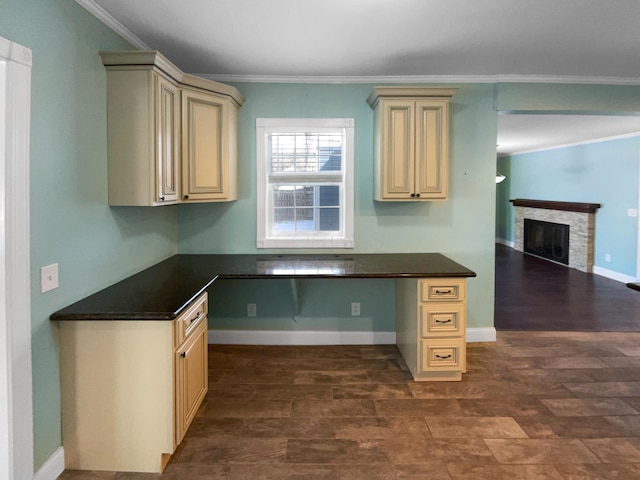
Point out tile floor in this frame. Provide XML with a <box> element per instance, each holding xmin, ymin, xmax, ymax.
<box><xmin>58</xmin><ymin>332</ymin><xmax>640</xmax><ymax>479</ymax></box>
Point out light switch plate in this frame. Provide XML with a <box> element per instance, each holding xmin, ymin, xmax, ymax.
<box><xmin>40</xmin><ymin>263</ymin><xmax>59</xmax><ymax>293</ymax></box>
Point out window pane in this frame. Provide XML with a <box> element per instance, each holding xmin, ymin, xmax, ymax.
<box><xmin>319</xmin><ymin>185</ymin><xmax>339</xmax><ymax>207</ymax></box>
<box><xmin>273</xmin><ymin>207</ymin><xmax>295</xmax><ymax>231</ymax></box>
<box><xmin>319</xmin><ymin>207</ymin><xmax>340</xmax><ymax>231</ymax></box>
<box><xmin>270</xmin><ymin>133</ymin><xmax>342</xmax><ymax>173</ymax></box>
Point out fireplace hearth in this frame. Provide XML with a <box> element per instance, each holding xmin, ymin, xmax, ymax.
<box><xmin>524</xmin><ymin>219</ymin><xmax>569</xmax><ymax>265</ymax></box>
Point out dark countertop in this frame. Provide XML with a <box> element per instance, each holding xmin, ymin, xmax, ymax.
<box><xmin>50</xmin><ymin>253</ymin><xmax>476</xmax><ymax>321</ymax></box>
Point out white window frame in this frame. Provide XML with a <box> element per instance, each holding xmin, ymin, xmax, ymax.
<box><xmin>256</xmin><ymin>118</ymin><xmax>354</xmax><ymax>249</ymax></box>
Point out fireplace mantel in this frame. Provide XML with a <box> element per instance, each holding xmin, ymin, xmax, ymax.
<box><xmin>510</xmin><ymin>199</ymin><xmax>601</xmax><ymax>214</ymax></box>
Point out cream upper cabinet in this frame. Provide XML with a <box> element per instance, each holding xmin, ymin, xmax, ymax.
<box><xmin>181</xmin><ymin>87</ymin><xmax>238</xmax><ymax>202</ymax></box>
<box><xmin>367</xmin><ymin>87</ymin><xmax>456</xmax><ymax>201</ymax></box>
<box><xmin>101</xmin><ymin>51</ymin><xmax>244</xmax><ymax>206</ymax></box>
<box><xmin>103</xmin><ymin>67</ymin><xmax>180</xmax><ymax>206</ymax></box>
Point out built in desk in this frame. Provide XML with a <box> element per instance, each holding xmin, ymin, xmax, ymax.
<box><xmin>51</xmin><ymin>253</ymin><xmax>475</xmax><ymax>473</ymax></box>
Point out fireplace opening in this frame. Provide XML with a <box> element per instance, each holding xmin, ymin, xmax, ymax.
<box><xmin>524</xmin><ymin>219</ymin><xmax>570</xmax><ymax>265</ymax></box>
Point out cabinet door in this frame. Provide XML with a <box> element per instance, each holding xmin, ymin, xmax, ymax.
<box><xmin>175</xmin><ymin>319</ymin><xmax>208</xmax><ymax>445</ymax></box>
<box><xmin>155</xmin><ymin>74</ymin><xmax>180</xmax><ymax>203</ymax></box>
<box><xmin>380</xmin><ymin>100</ymin><xmax>415</xmax><ymax>199</ymax></box>
<box><xmin>181</xmin><ymin>89</ymin><xmax>234</xmax><ymax>201</ymax></box>
<box><xmin>414</xmin><ymin>100</ymin><xmax>448</xmax><ymax>199</ymax></box>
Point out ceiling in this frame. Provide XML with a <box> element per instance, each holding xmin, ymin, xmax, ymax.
<box><xmin>80</xmin><ymin>0</ymin><xmax>640</xmax><ymax>154</ymax></box>
<box><xmin>497</xmin><ymin>114</ymin><xmax>640</xmax><ymax>156</ymax></box>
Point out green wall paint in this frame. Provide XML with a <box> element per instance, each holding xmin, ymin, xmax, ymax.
<box><xmin>2</xmin><ymin>0</ymin><xmax>178</xmax><ymax>470</ymax></box>
<box><xmin>178</xmin><ymin>83</ymin><xmax>499</xmax><ymax>333</ymax></box>
<box><xmin>496</xmin><ymin>135</ymin><xmax>640</xmax><ymax>277</ymax></box>
<box><xmin>496</xmin><ymin>83</ymin><xmax>640</xmax><ymax>113</ymax></box>
<box><xmin>208</xmin><ymin>279</ymin><xmax>396</xmax><ymax>331</ymax></box>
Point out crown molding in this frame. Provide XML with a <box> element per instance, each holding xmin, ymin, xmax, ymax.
<box><xmin>500</xmin><ymin>131</ymin><xmax>640</xmax><ymax>157</ymax></box>
<box><xmin>196</xmin><ymin>73</ymin><xmax>640</xmax><ymax>86</ymax></box>
<box><xmin>74</xmin><ymin>0</ymin><xmax>149</xmax><ymax>50</ymax></box>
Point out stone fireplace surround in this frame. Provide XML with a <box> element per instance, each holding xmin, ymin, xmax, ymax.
<box><xmin>510</xmin><ymin>199</ymin><xmax>601</xmax><ymax>273</ymax></box>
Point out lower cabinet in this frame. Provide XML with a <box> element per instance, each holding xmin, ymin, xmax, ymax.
<box><xmin>396</xmin><ymin>278</ymin><xmax>467</xmax><ymax>381</ymax></box>
<box><xmin>58</xmin><ymin>293</ymin><xmax>209</xmax><ymax>473</ymax></box>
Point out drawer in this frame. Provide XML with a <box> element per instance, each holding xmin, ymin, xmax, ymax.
<box><xmin>420</xmin><ymin>279</ymin><xmax>465</xmax><ymax>302</ymax></box>
<box><xmin>421</xmin><ymin>303</ymin><xmax>465</xmax><ymax>337</ymax></box>
<box><xmin>421</xmin><ymin>339</ymin><xmax>464</xmax><ymax>372</ymax></box>
<box><xmin>175</xmin><ymin>293</ymin><xmax>208</xmax><ymax>348</ymax></box>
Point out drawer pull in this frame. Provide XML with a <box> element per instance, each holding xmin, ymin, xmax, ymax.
<box><xmin>189</xmin><ymin>312</ymin><xmax>202</xmax><ymax>324</ymax></box>
<box><xmin>434</xmin><ymin>289</ymin><xmax>453</xmax><ymax>295</ymax></box>
<box><xmin>435</xmin><ymin>354</ymin><xmax>452</xmax><ymax>359</ymax></box>
<box><xmin>435</xmin><ymin>319</ymin><xmax>452</xmax><ymax>324</ymax></box>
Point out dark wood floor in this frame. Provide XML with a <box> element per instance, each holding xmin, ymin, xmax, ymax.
<box><xmin>495</xmin><ymin>243</ymin><xmax>640</xmax><ymax>331</ymax></box>
<box><xmin>59</xmin><ymin>335</ymin><xmax>640</xmax><ymax>479</ymax></box>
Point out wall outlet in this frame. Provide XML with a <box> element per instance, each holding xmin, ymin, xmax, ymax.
<box><xmin>40</xmin><ymin>263</ymin><xmax>59</xmax><ymax>293</ymax></box>
<box><xmin>629</xmin><ymin>208</ymin><xmax>638</xmax><ymax>217</ymax></box>
<box><xmin>351</xmin><ymin>302</ymin><xmax>361</xmax><ymax>316</ymax></box>
<box><xmin>247</xmin><ymin>303</ymin><xmax>257</xmax><ymax>317</ymax></box>
<box><xmin>605</xmin><ymin>254</ymin><xmax>611</xmax><ymax>262</ymax></box>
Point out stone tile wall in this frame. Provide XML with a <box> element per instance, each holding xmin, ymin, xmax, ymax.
<box><xmin>514</xmin><ymin>206</ymin><xmax>596</xmax><ymax>273</ymax></box>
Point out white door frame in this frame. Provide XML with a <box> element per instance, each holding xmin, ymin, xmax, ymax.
<box><xmin>637</xmin><ymin>149</ymin><xmax>640</xmax><ymax>280</ymax></box>
<box><xmin>0</xmin><ymin>35</ymin><xmax>34</xmax><ymax>480</ymax></box>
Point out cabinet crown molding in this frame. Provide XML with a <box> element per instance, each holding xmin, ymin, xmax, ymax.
<box><xmin>100</xmin><ymin>50</ymin><xmax>244</xmax><ymax>107</ymax></box>
<box><xmin>367</xmin><ymin>86</ymin><xmax>457</xmax><ymax>108</ymax></box>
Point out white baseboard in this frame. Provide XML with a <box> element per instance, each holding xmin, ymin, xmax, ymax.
<box><xmin>592</xmin><ymin>266</ymin><xmax>637</xmax><ymax>284</ymax></box>
<box><xmin>496</xmin><ymin>237</ymin><xmax>515</xmax><ymax>248</ymax></box>
<box><xmin>467</xmin><ymin>327</ymin><xmax>497</xmax><ymax>343</ymax></box>
<box><xmin>33</xmin><ymin>447</ymin><xmax>64</xmax><ymax>480</ymax></box>
<box><xmin>497</xmin><ymin>242</ymin><xmax>637</xmax><ymax>284</ymax></box>
<box><xmin>209</xmin><ymin>330</ymin><xmax>396</xmax><ymax>345</ymax></box>
<box><xmin>209</xmin><ymin>327</ymin><xmax>496</xmax><ymax>345</ymax></box>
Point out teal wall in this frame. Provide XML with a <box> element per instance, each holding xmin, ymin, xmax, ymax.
<box><xmin>1</xmin><ymin>0</ymin><xmax>178</xmax><ymax>470</ymax></box>
<box><xmin>496</xmin><ymin>135</ymin><xmax>640</xmax><ymax>277</ymax></box>
<box><xmin>178</xmin><ymin>83</ymin><xmax>499</xmax><ymax>334</ymax></box>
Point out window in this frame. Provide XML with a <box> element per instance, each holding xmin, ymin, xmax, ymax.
<box><xmin>257</xmin><ymin>118</ymin><xmax>354</xmax><ymax>248</ymax></box>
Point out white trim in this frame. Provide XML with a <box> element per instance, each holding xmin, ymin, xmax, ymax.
<box><xmin>637</xmin><ymin>148</ymin><xmax>640</xmax><ymax>280</ymax></box>
<box><xmin>496</xmin><ymin>237</ymin><xmax>515</xmax><ymax>248</ymax></box>
<box><xmin>74</xmin><ymin>0</ymin><xmax>149</xmax><ymax>49</ymax></box>
<box><xmin>198</xmin><ymin>73</ymin><xmax>640</xmax><ymax>86</ymax></box>
<box><xmin>467</xmin><ymin>327</ymin><xmax>497</xmax><ymax>343</ymax></box>
<box><xmin>33</xmin><ymin>447</ymin><xmax>64</xmax><ymax>480</ymax></box>
<box><xmin>0</xmin><ymin>35</ymin><xmax>33</xmax><ymax>480</ymax></box>
<box><xmin>592</xmin><ymin>266</ymin><xmax>637</xmax><ymax>284</ymax></box>
<box><xmin>505</xmin><ymin>131</ymin><xmax>640</xmax><ymax>157</ymax></box>
<box><xmin>208</xmin><ymin>328</ymin><xmax>496</xmax><ymax>345</ymax></box>
<box><xmin>209</xmin><ymin>329</ymin><xmax>396</xmax><ymax>345</ymax></box>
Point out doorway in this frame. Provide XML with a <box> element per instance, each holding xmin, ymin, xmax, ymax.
<box><xmin>0</xmin><ymin>35</ymin><xmax>34</xmax><ymax>479</ymax></box>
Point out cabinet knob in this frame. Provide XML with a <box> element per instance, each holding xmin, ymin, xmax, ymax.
<box><xmin>183</xmin><ymin>195</ymin><xmax>189</xmax><ymax>200</ymax></box>
<box><xmin>410</xmin><ymin>193</ymin><xmax>416</xmax><ymax>198</ymax></box>
<box><xmin>180</xmin><ymin>352</ymin><xmax>186</xmax><ymax>358</ymax></box>
<box><xmin>415</xmin><ymin>193</ymin><xmax>420</xmax><ymax>198</ymax></box>
<box><xmin>159</xmin><ymin>196</ymin><xmax>165</xmax><ymax>201</ymax></box>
